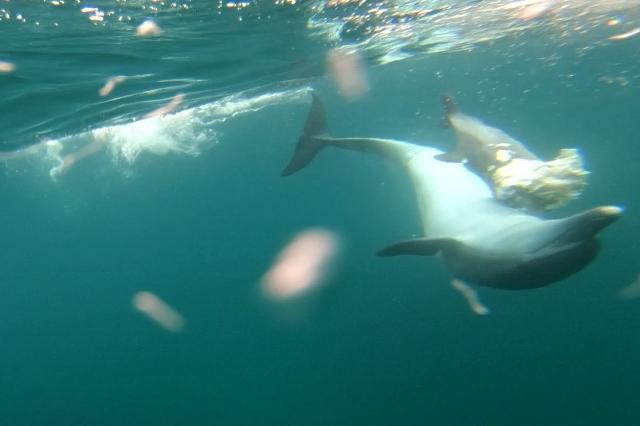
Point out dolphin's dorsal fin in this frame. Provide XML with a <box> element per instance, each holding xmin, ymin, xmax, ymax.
<box><xmin>377</xmin><ymin>237</ymin><xmax>461</xmax><ymax>257</ymax></box>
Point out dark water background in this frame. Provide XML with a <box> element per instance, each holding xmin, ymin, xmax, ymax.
<box><xmin>1</xmin><ymin>1</ymin><xmax>639</xmax><ymax>425</ymax></box>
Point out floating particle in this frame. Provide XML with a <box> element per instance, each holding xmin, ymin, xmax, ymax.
<box><xmin>0</xmin><ymin>140</ymin><xmax>50</xmax><ymax>161</ymax></box>
<box><xmin>326</xmin><ymin>48</ymin><xmax>369</xmax><ymax>101</ymax></box>
<box><xmin>607</xmin><ymin>18</ymin><xmax>621</xmax><ymax>26</ymax></box>
<box><xmin>262</xmin><ymin>228</ymin><xmax>340</xmax><ymax>300</ymax></box>
<box><xmin>80</xmin><ymin>6</ymin><xmax>104</xmax><ymax>22</ymax></box>
<box><xmin>49</xmin><ymin>155</ymin><xmax>76</xmax><ymax>178</ymax></box>
<box><xmin>498</xmin><ymin>0</ymin><xmax>551</xmax><ymax>20</ymax></box>
<box><xmin>226</xmin><ymin>1</ymin><xmax>251</xmax><ymax>9</ymax></box>
<box><xmin>132</xmin><ymin>291</ymin><xmax>185</xmax><ymax>332</ymax></box>
<box><xmin>136</xmin><ymin>19</ymin><xmax>161</xmax><ymax>37</ymax></box>
<box><xmin>618</xmin><ymin>273</ymin><xmax>640</xmax><ymax>300</ymax></box>
<box><xmin>144</xmin><ymin>93</ymin><xmax>184</xmax><ymax>119</ymax></box>
<box><xmin>616</xmin><ymin>76</ymin><xmax>629</xmax><ymax>86</ymax></box>
<box><xmin>599</xmin><ymin>76</ymin><xmax>614</xmax><ymax>84</ymax></box>
<box><xmin>49</xmin><ymin>139</ymin><xmax>108</xmax><ymax>178</ymax></box>
<box><xmin>99</xmin><ymin>75</ymin><xmax>126</xmax><ymax>96</ymax></box>
<box><xmin>0</xmin><ymin>61</ymin><xmax>15</xmax><ymax>73</ymax></box>
<box><xmin>609</xmin><ymin>27</ymin><xmax>640</xmax><ymax>40</ymax></box>
<box><xmin>517</xmin><ymin>1</ymin><xmax>551</xmax><ymax>21</ymax></box>
<box><xmin>451</xmin><ymin>278</ymin><xmax>490</xmax><ymax>315</ymax></box>
<box><xmin>599</xmin><ymin>75</ymin><xmax>629</xmax><ymax>87</ymax></box>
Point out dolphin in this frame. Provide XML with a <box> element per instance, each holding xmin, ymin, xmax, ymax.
<box><xmin>281</xmin><ymin>94</ymin><xmax>621</xmax><ymax>290</ymax></box>
<box><xmin>436</xmin><ymin>95</ymin><xmax>588</xmax><ymax>212</ymax></box>
<box><xmin>436</xmin><ymin>94</ymin><xmax>539</xmax><ymax>180</ymax></box>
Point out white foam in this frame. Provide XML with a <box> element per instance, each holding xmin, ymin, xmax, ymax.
<box><xmin>194</xmin><ymin>87</ymin><xmax>312</xmax><ymax>122</ymax></box>
<box><xmin>31</xmin><ymin>86</ymin><xmax>312</xmax><ymax>177</ymax></box>
<box><xmin>101</xmin><ymin>107</ymin><xmax>207</xmax><ymax>165</ymax></box>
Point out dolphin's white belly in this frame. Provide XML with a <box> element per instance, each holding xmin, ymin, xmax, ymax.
<box><xmin>405</xmin><ymin>147</ymin><xmax>546</xmax><ymax>252</ymax></box>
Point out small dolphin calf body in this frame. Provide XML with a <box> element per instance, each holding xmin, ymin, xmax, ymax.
<box><xmin>438</xmin><ymin>95</ymin><xmax>588</xmax><ymax>212</ymax></box>
<box><xmin>282</xmin><ymin>95</ymin><xmax>620</xmax><ymax>290</ymax></box>
<box><xmin>437</xmin><ymin>95</ymin><xmax>538</xmax><ymax>178</ymax></box>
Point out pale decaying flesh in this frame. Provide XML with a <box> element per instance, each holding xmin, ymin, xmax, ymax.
<box><xmin>326</xmin><ymin>48</ymin><xmax>369</xmax><ymax>101</ymax></box>
<box><xmin>132</xmin><ymin>291</ymin><xmax>185</xmax><ymax>332</ymax></box>
<box><xmin>490</xmin><ymin>148</ymin><xmax>588</xmax><ymax>212</ymax></box>
<box><xmin>261</xmin><ymin>229</ymin><xmax>340</xmax><ymax>301</ymax></box>
<box><xmin>451</xmin><ymin>278</ymin><xmax>490</xmax><ymax>316</ymax></box>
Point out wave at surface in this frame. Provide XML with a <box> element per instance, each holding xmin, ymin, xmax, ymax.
<box><xmin>2</xmin><ymin>86</ymin><xmax>312</xmax><ymax>179</ymax></box>
<box><xmin>309</xmin><ymin>0</ymin><xmax>640</xmax><ymax>63</ymax></box>
<box><xmin>1</xmin><ymin>0</ymin><xmax>638</xmax><ymax>155</ymax></box>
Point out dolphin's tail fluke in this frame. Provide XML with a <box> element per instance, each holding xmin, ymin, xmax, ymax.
<box><xmin>282</xmin><ymin>94</ymin><xmax>413</xmax><ymax>175</ymax></box>
<box><xmin>281</xmin><ymin>93</ymin><xmax>327</xmax><ymax>176</ymax></box>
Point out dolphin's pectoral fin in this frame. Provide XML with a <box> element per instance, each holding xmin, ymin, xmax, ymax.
<box><xmin>434</xmin><ymin>151</ymin><xmax>465</xmax><ymax>163</ymax></box>
<box><xmin>377</xmin><ymin>237</ymin><xmax>461</xmax><ymax>257</ymax></box>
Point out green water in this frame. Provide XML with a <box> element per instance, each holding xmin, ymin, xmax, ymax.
<box><xmin>1</xmin><ymin>1</ymin><xmax>639</xmax><ymax>425</ymax></box>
